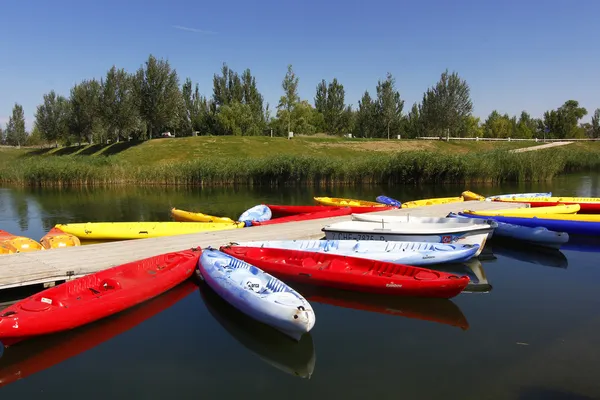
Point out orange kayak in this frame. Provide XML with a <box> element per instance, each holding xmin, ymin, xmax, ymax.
<box><xmin>0</xmin><ymin>230</ymin><xmax>44</xmax><ymax>253</ymax></box>
<box><xmin>40</xmin><ymin>227</ymin><xmax>81</xmax><ymax>250</ymax></box>
<box><xmin>0</xmin><ymin>242</ymin><xmax>18</xmax><ymax>255</ymax></box>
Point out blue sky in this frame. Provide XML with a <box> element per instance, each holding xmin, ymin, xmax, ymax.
<box><xmin>1</xmin><ymin>0</ymin><xmax>599</xmax><ymax>130</ymax></box>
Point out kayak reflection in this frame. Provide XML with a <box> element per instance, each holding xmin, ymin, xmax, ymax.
<box><xmin>294</xmin><ymin>283</ymin><xmax>469</xmax><ymax>331</ymax></box>
<box><xmin>198</xmin><ymin>281</ymin><xmax>316</xmax><ymax>379</ymax></box>
<box><xmin>428</xmin><ymin>258</ymin><xmax>492</xmax><ymax>293</ymax></box>
<box><xmin>489</xmin><ymin>242</ymin><xmax>568</xmax><ymax>269</ymax></box>
<box><xmin>0</xmin><ymin>280</ymin><xmax>197</xmax><ymax>388</ymax></box>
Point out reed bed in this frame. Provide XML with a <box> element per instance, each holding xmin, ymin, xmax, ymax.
<box><xmin>2</xmin><ymin>147</ymin><xmax>599</xmax><ymax>187</ymax></box>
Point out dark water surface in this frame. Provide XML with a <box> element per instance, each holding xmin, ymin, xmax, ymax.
<box><xmin>1</xmin><ymin>174</ymin><xmax>600</xmax><ymax>399</ymax></box>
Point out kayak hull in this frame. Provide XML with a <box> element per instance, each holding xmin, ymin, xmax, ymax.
<box><xmin>171</xmin><ymin>208</ymin><xmax>235</xmax><ymax>224</ymax></box>
<box><xmin>0</xmin><ymin>230</ymin><xmax>44</xmax><ymax>253</ymax></box>
<box><xmin>266</xmin><ymin>204</ymin><xmax>393</xmax><ymax>217</ymax></box>
<box><xmin>491</xmin><ymin>197</ymin><xmax>600</xmax><ymax>213</ymax></box>
<box><xmin>461</xmin><ymin>204</ymin><xmax>580</xmax><ymax>216</ymax></box>
<box><xmin>458</xmin><ymin>213</ymin><xmax>600</xmax><ymax>236</ymax></box>
<box><xmin>39</xmin><ymin>227</ymin><xmax>81</xmax><ymax>250</ymax></box>
<box><xmin>401</xmin><ymin>196</ymin><xmax>464</xmax><ymax>208</ymax></box>
<box><xmin>314</xmin><ymin>197</ymin><xmax>387</xmax><ymax>207</ymax></box>
<box><xmin>251</xmin><ymin>208</ymin><xmax>353</xmax><ymax>226</ymax></box>
<box><xmin>0</xmin><ymin>249</ymin><xmax>200</xmax><ymax>339</ymax></box>
<box><xmin>220</xmin><ymin>246</ymin><xmax>470</xmax><ymax>299</ymax></box>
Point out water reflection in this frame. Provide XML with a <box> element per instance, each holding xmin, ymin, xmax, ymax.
<box><xmin>489</xmin><ymin>241</ymin><xmax>569</xmax><ymax>269</ymax></box>
<box><xmin>295</xmin><ymin>284</ymin><xmax>469</xmax><ymax>330</ymax></box>
<box><xmin>198</xmin><ymin>281</ymin><xmax>316</xmax><ymax>379</ymax></box>
<box><xmin>560</xmin><ymin>235</ymin><xmax>600</xmax><ymax>253</ymax></box>
<box><xmin>0</xmin><ymin>281</ymin><xmax>196</xmax><ymax>389</ymax></box>
<box><xmin>429</xmin><ymin>258</ymin><xmax>492</xmax><ymax>293</ymax></box>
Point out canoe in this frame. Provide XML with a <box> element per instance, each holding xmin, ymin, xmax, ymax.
<box><xmin>0</xmin><ymin>230</ymin><xmax>44</xmax><ymax>253</ymax></box>
<box><xmin>197</xmin><ymin>248</ymin><xmax>315</xmax><ymax>341</ymax></box>
<box><xmin>54</xmin><ymin>221</ymin><xmax>244</xmax><ymax>240</ymax></box>
<box><xmin>490</xmin><ymin>196</ymin><xmax>600</xmax><ymax>213</ymax></box>
<box><xmin>238</xmin><ymin>205</ymin><xmax>272</xmax><ymax>225</ymax></box>
<box><xmin>39</xmin><ymin>227</ymin><xmax>81</xmax><ymax>250</ymax></box>
<box><xmin>0</xmin><ymin>242</ymin><xmax>18</xmax><ymax>255</ymax></box>
<box><xmin>198</xmin><ymin>282</ymin><xmax>316</xmax><ymax>379</ymax></box>
<box><xmin>447</xmin><ymin>212</ymin><xmax>568</xmax><ymax>249</ymax></box>
<box><xmin>265</xmin><ymin>204</ymin><xmax>393</xmax><ymax>217</ymax></box>
<box><xmin>0</xmin><ymin>249</ymin><xmax>200</xmax><ymax>340</ymax></box>
<box><xmin>251</xmin><ymin>208</ymin><xmax>353</xmax><ymax>226</ymax></box>
<box><xmin>0</xmin><ymin>281</ymin><xmax>197</xmax><ymax>388</ymax></box>
<box><xmin>296</xmin><ymin>284</ymin><xmax>469</xmax><ymax>330</ymax></box>
<box><xmin>314</xmin><ymin>196</ymin><xmax>387</xmax><ymax>207</ymax></box>
<box><xmin>400</xmin><ymin>196</ymin><xmax>464</xmax><ymax>208</ymax></box>
<box><xmin>457</xmin><ymin>212</ymin><xmax>600</xmax><ymax>236</ymax></box>
<box><xmin>464</xmin><ymin>208</ymin><xmax>600</xmax><ymax>222</ymax></box>
<box><xmin>461</xmin><ymin>191</ymin><xmax>486</xmax><ymax>201</ymax></box>
<box><xmin>220</xmin><ymin>246</ymin><xmax>470</xmax><ymax>299</ymax></box>
<box><xmin>461</xmin><ymin>204</ymin><xmax>580</xmax><ymax>217</ymax></box>
<box><xmin>321</xmin><ymin>220</ymin><xmax>493</xmax><ymax>256</ymax></box>
<box><xmin>375</xmin><ymin>195</ymin><xmax>402</xmax><ymax>207</ymax></box>
<box><xmin>171</xmin><ymin>208</ymin><xmax>236</xmax><ymax>224</ymax></box>
<box><xmin>227</xmin><ymin>239</ymin><xmax>480</xmax><ymax>265</ymax></box>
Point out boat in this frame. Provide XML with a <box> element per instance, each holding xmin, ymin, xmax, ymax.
<box><xmin>251</xmin><ymin>208</ymin><xmax>353</xmax><ymax>226</ymax></box>
<box><xmin>314</xmin><ymin>196</ymin><xmax>387</xmax><ymax>207</ymax></box>
<box><xmin>0</xmin><ymin>243</ymin><xmax>18</xmax><ymax>255</ymax></box>
<box><xmin>219</xmin><ymin>245</ymin><xmax>470</xmax><ymax>298</ymax></box>
<box><xmin>457</xmin><ymin>213</ymin><xmax>600</xmax><ymax>236</ymax></box>
<box><xmin>400</xmin><ymin>196</ymin><xmax>464</xmax><ymax>208</ymax></box>
<box><xmin>227</xmin><ymin>239</ymin><xmax>480</xmax><ymax>266</ymax></box>
<box><xmin>198</xmin><ymin>282</ymin><xmax>316</xmax><ymax>378</ymax></box>
<box><xmin>0</xmin><ymin>249</ymin><xmax>200</xmax><ymax>340</ymax></box>
<box><xmin>197</xmin><ymin>248</ymin><xmax>315</xmax><ymax>341</ymax></box>
<box><xmin>375</xmin><ymin>195</ymin><xmax>402</xmax><ymax>207</ymax></box>
<box><xmin>295</xmin><ymin>283</ymin><xmax>469</xmax><ymax>330</ymax></box>
<box><xmin>351</xmin><ymin>213</ymin><xmax>498</xmax><ymax>240</ymax></box>
<box><xmin>321</xmin><ymin>220</ymin><xmax>493</xmax><ymax>256</ymax></box>
<box><xmin>170</xmin><ymin>207</ymin><xmax>236</xmax><ymax>223</ymax></box>
<box><xmin>463</xmin><ymin>209</ymin><xmax>600</xmax><ymax>222</ymax></box>
<box><xmin>266</xmin><ymin>204</ymin><xmax>393</xmax><ymax>217</ymax></box>
<box><xmin>447</xmin><ymin>212</ymin><xmax>568</xmax><ymax>249</ymax></box>
<box><xmin>238</xmin><ymin>205</ymin><xmax>272</xmax><ymax>225</ymax></box>
<box><xmin>490</xmin><ymin>196</ymin><xmax>600</xmax><ymax>213</ymax></box>
<box><xmin>39</xmin><ymin>227</ymin><xmax>81</xmax><ymax>250</ymax></box>
<box><xmin>461</xmin><ymin>204</ymin><xmax>579</xmax><ymax>217</ymax></box>
<box><xmin>461</xmin><ymin>191</ymin><xmax>486</xmax><ymax>201</ymax></box>
<box><xmin>461</xmin><ymin>191</ymin><xmax>552</xmax><ymax>201</ymax></box>
<box><xmin>0</xmin><ymin>281</ymin><xmax>197</xmax><ymax>388</ymax></box>
<box><xmin>0</xmin><ymin>230</ymin><xmax>44</xmax><ymax>253</ymax></box>
<box><xmin>54</xmin><ymin>221</ymin><xmax>245</xmax><ymax>240</ymax></box>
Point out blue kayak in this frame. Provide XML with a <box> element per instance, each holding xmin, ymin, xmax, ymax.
<box><xmin>376</xmin><ymin>195</ymin><xmax>402</xmax><ymax>207</ymax></box>
<box><xmin>238</xmin><ymin>205</ymin><xmax>272</xmax><ymax>226</ymax></box>
<box><xmin>456</xmin><ymin>212</ymin><xmax>600</xmax><ymax>236</ymax></box>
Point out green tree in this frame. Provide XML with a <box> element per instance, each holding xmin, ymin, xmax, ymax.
<box><xmin>135</xmin><ymin>54</ymin><xmax>183</xmax><ymax>138</ymax></box>
<box><xmin>102</xmin><ymin>66</ymin><xmax>141</xmax><ymax>142</ymax></box>
<box><xmin>376</xmin><ymin>72</ymin><xmax>404</xmax><ymax>139</ymax></box>
<box><xmin>404</xmin><ymin>102</ymin><xmax>422</xmax><ymax>138</ymax></box>
<box><xmin>354</xmin><ymin>91</ymin><xmax>377</xmax><ymax>138</ymax></box>
<box><xmin>69</xmin><ymin>79</ymin><xmax>103</xmax><ymax>144</ymax></box>
<box><xmin>314</xmin><ymin>80</ymin><xmax>327</xmax><ymax>114</ymax></box>
<box><xmin>34</xmin><ymin>91</ymin><xmax>69</xmax><ymax>146</ymax></box>
<box><xmin>542</xmin><ymin>100</ymin><xmax>587</xmax><ymax>139</ymax></box>
<box><xmin>26</xmin><ymin>124</ymin><xmax>46</xmax><ymax>146</ymax></box>
<box><xmin>5</xmin><ymin>103</ymin><xmax>28</xmax><ymax>147</ymax></box>
<box><xmin>420</xmin><ymin>69</ymin><xmax>473</xmax><ymax>137</ymax></box>
<box><xmin>483</xmin><ymin>111</ymin><xmax>514</xmax><ymax>138</ymax></box>
<box><xmin>0</xmin><ymin>127</ymin><xmax>4</xmax><ymax>144</ymax></box>
<box><xmin>182</xmin><ymin>78</ymin><xmax>213</xmax><ymax>135</ymax></box>
<box><xmin>216</xmin><ymin>102</ymin><xmax>258</xmax><ymax>136</ymax></box>
<box><xmin>514</xmin><ymin>111</ymin><xmax>537</xmax><ymax>138</ymax></box>
<box><xmin>277</xmin><ymin>64</ymin><xmax>300</xmax><ymax>134</ymax></box>
<box><xmin>461</xmin><ymin>115</ymin><xmax>483</xmax><ymax>138</ymax></box>
<box><xmin>591</xmin><ymin>108</ymin><xmax>600</xmax><ymax>138</ymax></box>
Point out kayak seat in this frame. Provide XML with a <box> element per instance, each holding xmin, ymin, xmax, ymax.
<box><xmin>321</xmin><ymin>259</ymin><xmax>351</xmax><ymax>272</ymax></box>
<box><xmin>88</xmin><ymin>278</ymin><xmax>121</xmax><ymax>295</ymax></box>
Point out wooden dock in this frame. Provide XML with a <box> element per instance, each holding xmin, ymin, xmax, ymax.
<box><xmin>0</xmin><ymin>200</ymin><xmax>524</xmax><ymax>292</ymax></box>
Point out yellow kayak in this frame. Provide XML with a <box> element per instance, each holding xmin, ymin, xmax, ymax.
<box><xmin>171</xmin><ymin>208</ymin><xmax>236</xmax><ymax>223</ymax></box>
<box><xmin>461</xmin><ymin>191</ymin><xmax>485</xmax><ymax>201</ymax></box>
<box><xmin>313</xmin><ymin>197</ymin><xmax>386</xmax><ymax>207</ymax></box>
<box><xmin>0</xmin><ymin>242</ymin><xmax>18</xmax><ymax>255</ymax></box>
<box><xmin>401</xmin><ymin>196</ymin><xmax>464</xmax><ymax>208</ymax></box>
<box><xmin>490</xmin><ymin>196</ymin><xmax>600</xmax><ymax>213</ymax></box>
<box><xmin>55</xmin><ymin>221</ymin><xmax>245</xmax><ymax>240</ymax></box>
<box><xmin>463</xmin><ymin>210</ymin><xmax>600</xmax><ymax>222</ymax></box>
<box><xmin>463</xmin><ymin>204</ymin><xmax>580</xmax><ymax>217</ymax></box>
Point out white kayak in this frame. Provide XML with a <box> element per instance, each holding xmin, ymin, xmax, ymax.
<box><xmin>351</xmin><ymin>213</ymin><xmax>497</xmax><ymax>240</ymax></box>
<box><xmin>485</xmin><ymin>192</ymin><xmax>552</xmax><ymax>201</ymax></box>
<box><xmin>321</xmin><ymin>220</ymin><xmax>492</xmax><ymax>257</ymax></box>
<box><xmin>229</xmin><ymin>239</ymin><xmax>480</xmax><ymax>265</ymax></box>
<box><xmin>238</xmin><ymin>205</ymin><xmax>272</xmax><ymax>226</ymax></box>
<box><xmin>198</xmin><ymin>248</ymin><xmax>315</xmax><ymax>341</ymax></box>
<box><xmin>447</xmin><ymin>212</ymin><xmax>568</xmax><ymax>249</ymax></box>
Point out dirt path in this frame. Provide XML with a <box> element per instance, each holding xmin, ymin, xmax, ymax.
<box><xmin>510</xmin><ymin>141</ymin><xmax>573</xmax><ymax>153</ymax></box>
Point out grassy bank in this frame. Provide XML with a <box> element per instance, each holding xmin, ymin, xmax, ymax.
<box><xmin>1</xmin><ymin>137</ymin><xmax>599</xmax><ymax>186</ymax></box>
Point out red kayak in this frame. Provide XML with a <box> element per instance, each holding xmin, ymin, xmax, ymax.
<box><xmin>0</xmin><ymin>280</ymin><xmax>197</xmax><ymax>388</ymax></box>
<box><xmin>266</xmin><ymin>204</ymin><xmax>393</xmax><ymax>217</ymax></box>
<box><xmin>0</xmin><ymin>248</ymin><xmax>201</xmax><ymax>340</ymax></box>
<box><xmin>220</xmin><ymin>246</ymin><xmax>469</xmax><ymax>298</ymax></box>
<box><xmin>252</xmin><ymin>208</ymin><xmax>353</xmax><ymax>226</ymax></box>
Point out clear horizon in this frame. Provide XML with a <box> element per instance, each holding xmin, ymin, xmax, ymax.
<box><xmin>1</xmin><ymin>0</ymin><xmax>599</xmax><ymax>130</ymax></box>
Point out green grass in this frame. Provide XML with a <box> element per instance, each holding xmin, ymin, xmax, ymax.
<box><xmin>1</xmin><ymin>138</ymin><xmax>599</xmax><ymax>186</ymax></box>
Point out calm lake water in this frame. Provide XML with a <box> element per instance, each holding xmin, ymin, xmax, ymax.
<box><xmin>1</xmin><ymin>174</ymin><xmax>600</xmax><ymax>399</ymax></box>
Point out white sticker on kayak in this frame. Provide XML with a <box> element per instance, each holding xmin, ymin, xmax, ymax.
<box><xmin>41</xmin><ymin>297</ymin><xmax>52</xmax><ymax>304</ymax></box>
<box><xmin>244</xmin><ymin>278</ymin><xmax>262</xmax><ymax>293</ymax></box>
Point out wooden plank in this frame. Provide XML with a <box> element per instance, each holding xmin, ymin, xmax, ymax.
<box><xmin>0</xmin><ymin>200</ymin><xmax>526</xmax><ymax>291</ymax></box>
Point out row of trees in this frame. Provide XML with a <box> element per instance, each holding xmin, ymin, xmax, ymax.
<box><xmin>2</xmin><ymin>54</ymin><xmax>600</xmax><ymax>147</ymax></box>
